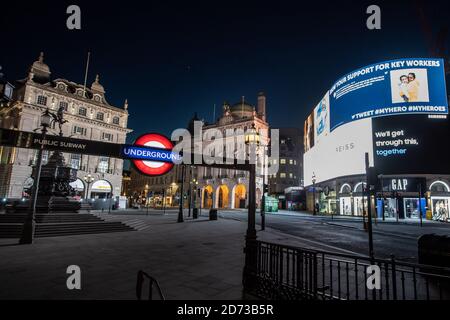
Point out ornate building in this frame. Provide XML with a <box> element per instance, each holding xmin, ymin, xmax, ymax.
<box><xmin>0</xmin><ymin>53</ymin><xmax>132</xmax><ymax>199</ymax></box>
<box><xmin>196</xmin><ymin>93</ymin><xmax>270</xmax><ymax>209</ymax></box>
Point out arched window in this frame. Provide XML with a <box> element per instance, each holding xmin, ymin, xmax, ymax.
<box><xmin>339</xmin><ymin>183</ymin><xmax>352</xmax><ymax>194</ymax></box>
<box><xmin>354</xmin><ymin>182</ymin><xmax>366</xmax><ymax>193</ymax></box>
<box><xmin>430</xmin><ymin>181</ymin><xmax>450</xmax><ymax>193</ymax></box>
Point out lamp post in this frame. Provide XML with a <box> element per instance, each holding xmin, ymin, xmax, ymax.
<box><xmin>144</xmin><ymin>184</ymin><xmax>149</xmax><ymax>215</ymax></box>
<box><xmin>260</xmin><ymin>144</ymin><xmax>267</xmax><ymax>231</ymax></box>
<box><xmin>83</xmin><ymin>174</ymin><xmax>95</xmax><ymax>201</ymax></box>
<box><xmin>178</xmin><ymin>165</ymin><xmax>185</xmax><ymax>223</ymax></box>
<box><xmin>312</xmin><ymin>172</ymin><xmax>317</xmax><ymax>215</ymax></box>
<box><xmin>19</xmin><ymin>108</ymin><xmax>52</xmax><ymax>244</ymax></box>
<box><xmin>188</xmin><ymin>167</ymin><xmax>192</xmax><ymax>218</ymax></box>
<box><xmin>243</xmin><ymin>123</ymin><xmax>260</xmax><ymax>292</ymax></box>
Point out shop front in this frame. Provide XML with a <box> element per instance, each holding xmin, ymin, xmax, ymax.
<box><xmin>376</xmin><ymin>177</ymin><xmax>434</xmax><ymax>221</ymax></box>
<box><xmin>429</xmin><ymin>180</ymin><xmax>450</xmax><ymax>222</ymax></box>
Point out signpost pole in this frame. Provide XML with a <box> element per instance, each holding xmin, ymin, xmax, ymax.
<box><xmin>365</xmin><ymin>153</ymin><xmax>374</xmax><ymax>261</ymax></box>
<box><xmin>418</xmin><ymin>183</ymin><xmax>423</xmax><ymax>227</ymax></box>
<box><xmin>178</xmin><ymin>165</ymin><xmax>185</xmax><ymax>223</ymax></box>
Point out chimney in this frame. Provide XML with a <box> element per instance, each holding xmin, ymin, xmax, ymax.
<box><xmin>257</xmin><ymin>92</ymin><xmax>266</xmax><ymax>121</ymax></box>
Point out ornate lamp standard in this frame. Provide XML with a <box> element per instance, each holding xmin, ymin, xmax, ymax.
<box><xmin>243</xmin><ymin>123</ymin><xmax>260</xmax><ymax>292</ymax></box>
<box><xmin>19</xmin><ymin>108</ymin><xmax>53</xmax><ymax>244</ymax></box>
<box><xmin>177</xmin><ymin>165</ymin><xmax>185</xmax><ymax>223</ymax></box>
<box><xmin>144</xmin><ymin>184</ymin><xmax>149</xmax><ymax>215</ymax></box>
<box><xmin>260</xmin><ymin>142</ymin><xmax>268</xmax><ymax>231</ymax></box>
<box><xmin>83</xmin><ymin>174</ymin><xmax>95</xmax><ymax>200</ymax></box>
<box><xmin>312</xmin><ymin>172</ymin><xmax>317</xmax><ymax>215</ymax></box>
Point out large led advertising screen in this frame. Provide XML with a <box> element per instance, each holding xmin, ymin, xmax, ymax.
<box><xmin>372</xmin><ymin>114</ymin><xmax>450</xmax><ymax>175</ymax></box>
<box><xmin>304</xmin><ymin>118</ymin><xmax>374</xmax><ymax>186</ymax></box>
<box><xmin>303</xmin><ymin>58</ymin><xmax>449</xmax><ymax>186</ymax></box>
<box><xmin>329</xmin><ymin>58</ymin><xmax>448</xmax><ymax>131</ymax></box>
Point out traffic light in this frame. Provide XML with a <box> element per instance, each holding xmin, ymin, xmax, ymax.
<box><xmin>263</xmin><ymin>184</ymin><xmax>269</xmax><ymax>193</ymax></box>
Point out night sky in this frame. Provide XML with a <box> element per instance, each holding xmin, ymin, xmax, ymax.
<box><xmin>1</xmin><ymin>0</ymin><xmax>449</xmax><ymax>142</ymax></box>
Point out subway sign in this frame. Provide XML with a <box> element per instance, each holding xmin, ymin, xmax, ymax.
<box><xmin>0</xmin><ymin>128</ymin><xmax>178</xmax><ymax>176</ymax></box>
<box><xmin>125</xmin><ymin>133</ymin><xmax>178</xmax><ymax>176</ymax></box>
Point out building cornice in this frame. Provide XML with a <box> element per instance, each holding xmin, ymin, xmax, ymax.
<box><xmin>25</xmin><ymin>80</ymin><xmax>128</xmax><ymax>115</ymax></box>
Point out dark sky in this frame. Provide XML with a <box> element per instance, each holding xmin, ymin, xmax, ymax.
<box><xmin>1</xmin><ymin>0</ymin><xmax>449</xmax><ymax>142</ymax></box>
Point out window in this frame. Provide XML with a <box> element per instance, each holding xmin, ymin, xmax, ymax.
<box><xmin>289</xmin><ymin>173</ymin><xmax>293</xmax><ymax>178</ymax></box>
<box><xmin>70</xmin><ymin>154</ymin><xmax>81</xmax><ymax>169</ymax></box>
<box><xmin>37</xmin><ymin>95</ymin><xmax>47</xmax><ymax>106</ymax></box>
<box><xmin>59</xmin><ymin>101</ymin><xmax>68</xmax><ymax>111</ymax></box>
<box><xmin>102</xmin><ymin>132</ymin><xmax>113</xmax><ymax>142</ymax></box>
<box><xmin>280</xmin><ymin>159</ymin><xmax>286</xmax><ymax>165</ymax></box>
<box><xmin>98</xmin><ymin>157</ymin><xmax>109</xmax><ymax>173</ymax></box>
<box><xmin>73</xmin><ymin>125</ymin><xmax>87</xmax><ymax>136</ymax></box>
<box><xmin>289</xmin><ymin>159</ymin><xmax>293</xmax><ymax>165</ymax></box>
<box><xmin>294</xmin><ymin>160</ymin><xmax>297</xmax><ymax>165</ymax></box>
<box><xmin>79</xmin><ymin>107</ymin><xmax>87</xmax><ymax>116</ymax></box>
<box><xmin>112</xmin><ymin>116</ymin><xmax>120</xmax><ymax>125</ymax></box>
<box><xmin>280</xmin><ymin>173</ymin><xmax>286</xmax><ymax>178</ymax></box>
<box><xmin>96</xmin><ymin>112</ymin><xmax>104</xmax><ymax>121</ymax></box>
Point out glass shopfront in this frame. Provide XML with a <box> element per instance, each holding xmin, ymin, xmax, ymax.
<box><xmin>376</xmin><ymin>198</ymin><xmax>398</xmax><ymax>219</ymax></box>
<box><xmin>431</xmin><ymin>197</ymin><xmax>449</xmax><ymax>221</ymax></box>
<box><xmin>339</xmin><ymin>197</ymin><xmax>352</xmax><ymax>215</ymax></box>
<box><xmin>403</xmin><ymin>198</ymin><xmax>426</xmax><ymax>219</ymax></box>
<box><xmin>353</xmin><ymin>197</ymin><xmax>367</xmax><ymax>217</ymax></box>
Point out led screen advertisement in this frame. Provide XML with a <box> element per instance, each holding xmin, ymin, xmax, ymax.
<box><xmin>303</xmin><ymin>58</ymin><xmax>449</xmax><ymax>186</ymax></box>
<box><xmin>303</xmin><ymin>118</ymin><xmax>374</xmax><ymax>186</ymax></box>
<box><xmin>372</xmin><ymin>114</ymin><xmax>450</xmax><ymax>175</ymax></box>
<box><xmin>329</xmin><ymin>58</ymin><xmax>448</xmax><ymax>131</ymax></box>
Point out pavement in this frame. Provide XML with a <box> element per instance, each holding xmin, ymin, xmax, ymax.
<box><xmin>0</xmin><ymin>210</ymin><xmax>314</xmax><ymax>300</ymax></box>
<box><xmin>1</xmin><ymin>209</ymin><xmax>449</xmax><ymax>299</ymax></box>
<box><xmin>216</xmin><ymin>209</ymin><xmax>450</xmax><ymax>262</ymax></box>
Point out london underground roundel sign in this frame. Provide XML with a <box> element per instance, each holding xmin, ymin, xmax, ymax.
<box><xmin>122</xmin><ymin>133</ymin><xmax>179</xmax><ymax>176</ymax></box>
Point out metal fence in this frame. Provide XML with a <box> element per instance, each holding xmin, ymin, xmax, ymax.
<box><xmin>136</xmin><ymin>270</ymin><xmax>165</xmax><ymax>300</ymax></box>
<box><xmin>252</xmin><ymin>240</ymin><xmax>450</xmax><ymax>300</ymax></box>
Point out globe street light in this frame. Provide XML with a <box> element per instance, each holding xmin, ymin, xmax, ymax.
<box><xmin>19</xmin><ymin>108</ymin><xmax>53</xmax><ymax>244</ymax></box>
<box><xmin>144</xmin><ymin>184</ymin><xmax>149</xmax><ymax>215</ymax></box>
<box><xmin>83</xmin><ymin>174</ymin><xmax>95</xmax><ymax>200</ymax></box>
<box><xmin>243</xmin><ymin>123</ymin><xmax>259</xmax><ymax>291</ymax></box>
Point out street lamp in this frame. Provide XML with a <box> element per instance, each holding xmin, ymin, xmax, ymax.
<box><xmin>178</xmin><ymin>165</ymin><xmax>185</xmax><ymax>223</ymax></box>
<box><xmin>144</xmin><ymin>184</ymin><xmax>149</xmax><ymax>215</ymax></box>
<box><xmin>260</xmin><ymin>143</ymin><xmax>268</xmax><ymax>231</ymax></box>
<box><xmin>83</xmin><ymin>174</ymin><xmax>95</xmax><ymax>200</ymax></box>
<box><xmin>243</xmin><ymin>123</ymin><xmax>259</xmax><ymax>291</ymax></box>
<box><xmin>312</xmin><ymin>172</ymin><xmax>317</xmax><ymax>215</ymax></box>
<box><xmin>19</xmin><ymin>108</ymin><xmax>52</xmax><ymax>244</ymax></box>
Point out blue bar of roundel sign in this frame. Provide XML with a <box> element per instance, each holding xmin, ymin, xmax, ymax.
<box><xmin>121</xmin><ymin>145</ymin><xmax>180</xmax><ymax>163</ymax></box>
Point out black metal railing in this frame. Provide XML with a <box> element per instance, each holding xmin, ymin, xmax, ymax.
<box><xmin>251</xmin><ymin>241</ymin><xmax>450</xmax><ymax>300</ymax></box>
<box><xmin>136</xmin><ymin>270</ymin><xmax>165</xmax><ymax>300</ymax></box>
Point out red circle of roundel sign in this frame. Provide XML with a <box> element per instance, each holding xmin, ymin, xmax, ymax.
<box><xmin>132</xmin><ymin>133</ymin><xmax>174</xmax><ymax>176</ymax></box>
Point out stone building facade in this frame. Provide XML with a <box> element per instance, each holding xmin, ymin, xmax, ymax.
<box><xmin>0</xmin><ymin>53</ymin><xmax>132</xmax><ymax>199</ymax></box>
<box><xmin>196</xmin><ymin>93</ymin><xmax>270</xmax><ymax>209</ymax></box>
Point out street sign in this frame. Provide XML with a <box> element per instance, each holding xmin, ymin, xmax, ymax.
<box><xmin>129</xmin><ymin>133</ymin><xmax>177</xmax><ymax>176</ymax></box>
<box><xmin>0</xmin><ymin>128</ymin><xmax>178</xmax><ymax>176</ymax></box>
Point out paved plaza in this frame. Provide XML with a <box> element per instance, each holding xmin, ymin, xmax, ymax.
<box><xmin>0</xmin><ymin>211</ymin><xmax>306</xmax><ymax>300</ymax></box>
